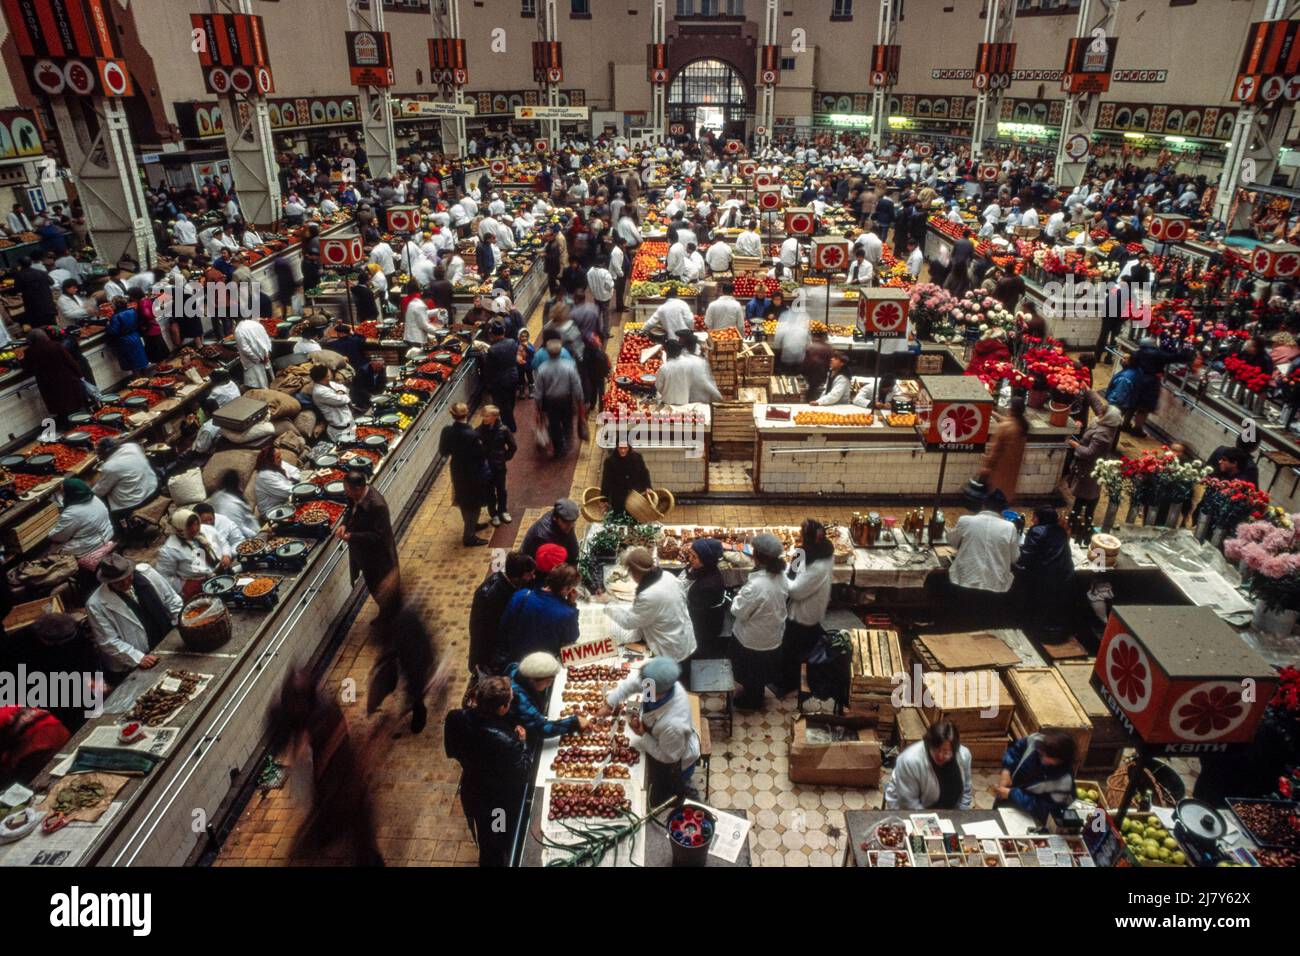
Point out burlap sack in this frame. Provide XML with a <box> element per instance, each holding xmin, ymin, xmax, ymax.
<box><xmin>244</xmin><ymin>388</ymin><xmax>302</xmax><ymax>421</ymax></box>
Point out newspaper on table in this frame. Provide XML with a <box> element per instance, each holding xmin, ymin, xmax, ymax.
<box><xmin>0</xmin><ymin>802</ymin><xmax>123</xmax><ymax>867</ymax></box>
<box><xmin>48</xmin><ymin>726</ymin><xmax>182</xmax><ymax>777</ymax></box>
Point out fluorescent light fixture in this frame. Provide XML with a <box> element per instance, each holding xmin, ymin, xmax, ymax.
<box><xmin>1124</xmin><ymin>132</ymin><xmax>1144</xmax><ymax>140</ymax></box>
<box><xmin>1164</xmin><ymin>135</ymin><xmax>1186</xmax><ymax>143</ymax></box>
<box><xmin>997</xmin><ymin>122</ymin><xmax>1049</xmax><ymax>136</ymax></box>
<box><xmin>888</xmin><ymin>115</ymin><xmax>910</xmax><ymax>124</ymax></box>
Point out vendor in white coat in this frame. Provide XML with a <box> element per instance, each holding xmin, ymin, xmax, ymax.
<box><xmin>48</xmin><ymin>477</ymin><xmax>115</xmax><ymax>567</ymax></box>
<box><xmin>777</xmin><ymin>519</ymin><xmax>835</xmax><ymax>696</ymax></box>
<box><xmin>155</xmin><ymin>508</ymin><xmax>231</xmax><ymax>599</ymax></box>
<box><xmin>600</xmin><ymin>657</ymin><xmax>701</xmax><ymax>804</ymax></box>
<box><xmin>730</xmin><ymin>533</ymin><xmax>789</xmax><ymax>711</ymax></box>
<box><xmin>601</xmin><ymin>547</ymin><xmax>697</xmax><ymax>663</ymax></box>
<box><xmin>93</xmin><ymin>438</ymin><xmax>159</xmax><ymax>532</ymax></box>
<box><xmin>309</xmin><ymin>364</ymin><xmax>356</xmax><ymax>442</ymax></box>
<box><xmin>253</xmin><ymin>445</ymin><xmax>301</xmax><ymax>516</ymax></box>
<box><xmin>642</xmin><ymin>289</ymin><xmax>694</xmax><ymax>337</ymax></box>
<box><xmin>234</xmin><ymin>315</ymin><xmax>273</xmax><ymax>388</ymax></box>
<box><xmin>86</xmin><ymin>552</ymin><xmax>183</xmax><ymax>676</ymax></box>
<box><xmin>704</xmin><ymin>291</ymin><xmax>745</xmax><ymax>336</ymax></box>
<box><xmin>884</xmin><ymin>720</ymin><xmax>974</xmax><ymax>811</ymax></box>
<box><xmin>654</xmin><ymin>338</ymin><xmax>696</xmax><ymax>406</ymax></box>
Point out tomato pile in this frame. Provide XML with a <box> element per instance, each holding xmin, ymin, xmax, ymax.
<box><xmin>732</xmin><ymin>276</ymin><xmax>781</xmax><ymax>298</ymax></box>
<box><xmin>259</xmin><ymin>318</ymin><xmax>281</xmax><ymax>338</ymax></box>
<box><xmin>355</xmin><ymin>426</ymin><xmax>397</xmax><ymax>441</ymax></box>
<box><xmin>119</xmin><ymin>389</ymin><xmax>162</xmax><ymax>407</ymax></box>
<box><xmin>399</xmin><ymin>377</ymin><xmax>438</xmax><ymax>392</ymax></box>
<box><xmin>75</xmin><ymin>423</ymin><xmax>120</xmax><ymax>442</ymax></box>
<box><xmin>355</xmin><ymin>321</ymin><xmax>381</xmax><ymax>341</ymax></box>
<box><xmin>415</xmin><ymin>361</ymin><xmax>455</xmax><ymax>380</ymax></box>
<box><xmin>308</xmin><ymin>468</ymin><xmax>346</xmax><ymax>487</ymax></box>
<box><xmin>31</xmin><ymin>443</ymin><xmax>88</xmax><ymax>471</ymax></box>
<box><xmin>93</xmin><ymin>406</ymin><xmax>130</xmax><ymax>421</ymax></box>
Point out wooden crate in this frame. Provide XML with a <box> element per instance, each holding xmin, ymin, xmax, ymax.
<box><xmin>1005</xmin><ymin>667</ymin><xmax>1093</xmax><ymax>770</ymax></box>
<box><xmin>1055</xmin><ymin>660</ymin><xmax>1129</xmax><ymax>750</ymax></box>
<box><xmin>711</xmin><ymin>440</ymin><xmax>754</xmax><ymax>461</ymax></box>
<box><xmin>912</xmin><ymin>631</ymin><xmax>1021</xmax><ymax>672</ymax></box>
<box><xmin>732</xmin><ymin>255</ymin><xmax>764</xmax><ymax>275</ymax></box>
<box><xmin>768</xmin><ymin>375</ymin><xmax>807</xmax><ymax>402</ymax></box>
<box><xmin>915</xmin><ymin>706</ymin><xmax>1007</xmax><ymax>766</ymax></box>
<box><xmin>2</xmin><ymin>592</ymin><xmax>64</xmax><ymax>634</ymax></box>
<box><xmin>739</xmin><ymin>341</ymin><xmax>774</xmax><ymax>384</ymax></box>
<box><xmin>915</xmin><ymin>353</ymin><xmax>945</xmax><ymax>375</ymax></box>
<box><xmin>3</xmin><ymin>503</ymin><xmax>59</xmax><ymax>555</ymax></box>
<box><xmin>920</xmin><ymin>669</ymin><xmax>1014</xmax><ymax>735</ymax></box>
<box><xmin>737</xmin><ymin>386</ymin><xmax>767</xmax><ymax>404</ymax></box>
<box><xmin>898</xmin><ymin>705</ymin><xmax>927</xmax><ymax>747</ymax></box>
<box><xmin>848</xmin><ymin>629</ymin><xmax>904</xmax><ymax>697</ymax></box>
<box><xmin>707</xmin><ymin>330</ymin><xmax>742</xmax><ymax>354</ymax></box>
<box><xmin>711</xmin><ymin>402</ymin><xmax>757</xmax><ymax>443</ymax></box>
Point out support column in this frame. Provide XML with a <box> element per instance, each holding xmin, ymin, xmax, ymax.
<box><xmin>205</xmin><ymin>0</ymin><xmax>281</xmax><ymax>227</ymax></box>
<box><xmin>1054</xmin><ymin>0</ymin><xmax>1119</xmax><ymax>190</ymax></box>
<box><xmin>869</xmin><ymin>0</ymin><xmax>898</xmax><ymax>152</ymax></box>
<box><xmin>970</xmin><ymin>0</ymin><xmax>1016</xmax><ymax>163</ymax></box>
<box><xmin>651</xmin><ymin>0</ymin><xmax>667</xmax><ymax>139</ymax></box>
<box><xmin>430</xmin><ymin>0</ymin><xmax>468</xmax><ymax>158</ymax></box>
<box><xmin>48</xmin><ymin>97</ymin><xmax>155</xmax><ymax>267</ymax></box>
<box><xmin>540</xmin><ymin>0</ymin><xmax>561</xmax><ymax>150</ymax></box>
<box><xmin>1213</xmin><ymin>0</ymin><xmax>1300</xmax><ymax>228</ymax></box>
<box><xmin>757</xmin><ymin>0</ymin><xmax>778</xmax><ymax>150</ymax></box>
<box><xmin>349</xmin><ymin>0</ymin><xmax>397</xmax><ymax>178</ymax></box>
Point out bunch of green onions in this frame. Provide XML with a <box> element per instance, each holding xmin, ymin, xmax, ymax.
<box><xmin>539</xmin><ymin>798</ymin><xmax>677</xmax><ymax>868</ymax></box>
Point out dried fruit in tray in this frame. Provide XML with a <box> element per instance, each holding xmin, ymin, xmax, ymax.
<box><xmin>355</xmin><ymin>426</ymin><xmax>396</xmax><ymax>441</ymax></box>
<box><xmin>309</xmin><ymin>468</ymin><xmax>346</xmax><ymax>487</ymax></box>
<box><xmin>793</xmin><ymin>411</ymin><xmax>872</xmax><ymax>426</ymax></box>
<box><xmin>293</xmin><ymin>500</ymin><xmax>345</xmax><ymax>525</ymax></box>
<box><xmin>241</xmin><ymin>576</ymin><xmax>277</xmax><ymax>598</ymax></box>
<box><xmin>236</xmin><ymin>537</ymin><xmax>268</xmax><ymax>556</ymax></box>
<box><xmin>129</xmin><ymin>669</ymin><xmax>202</xmax><ymax>726</ymax></box>
<box><xmin>75</xmin><ymin>423</ymin><xmax>121</xmax><ymax>442</ymax></box>
<box><xmin>340</xmin><ymin>447</ymin><xmax>381</xmax><ymax>465</ymax></box>
<box><xmin>93</xmin><ymin>406</ymin><xmax>130</xmax><ymax>420</ymax></box>
<box><xmin>416</xmin><ymin>361</ymin><xmax>455</xmax><ymax>379</ymax></box>
<box><xmin>400</xmin><ymin>377</ymin><xmax>438</xmax><ymax>392</ymax></box>
<box><xmin>567</xmin><ymin>664</ymin><xmax>630</xmax><ymax>683</ymax></box>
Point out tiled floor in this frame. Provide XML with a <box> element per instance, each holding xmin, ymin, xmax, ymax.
<box><xmin>215</xmin><ymin>312</ymin><xmax>1186</xmax><ymax>867</ymax></box>
<box><xmin>708</xmin><ymin>458</ymin><xmax>754</xmax><ymax>493</ymax></box>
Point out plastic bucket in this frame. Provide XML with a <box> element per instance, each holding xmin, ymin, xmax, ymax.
<box><xmin>667</xmin><ymin>805</ymin><xmax>715</xmax><ymax>866</ymax></box>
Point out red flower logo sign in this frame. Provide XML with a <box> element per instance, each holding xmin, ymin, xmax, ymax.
<box><xmin>1105</xmin><ymin>633</ymin><xmax>1152</xmax><ymax>712</ymax></box>
<box><xmin>870</xmin><ymin>301</ymin><xmax>905</xmax><ymax>332</ymax></box>
<box><xmin>936</xmin><ymin>402</ymin><xmax>981</xmax><ymax>443</ymax></box>
<box><xmin>1277</xmin><ymin>252</ymin><xmax>1300</xmax><ymax>277</ymax></box>
<box><xmin>1171</xmin><ymin>681</ymin><xmax>1250</xmax><ymax>741</ymax></box>
<box><xmin>819</xmin><ymin>245</ymin><xmax>846</xmax><ymax>269</ymax></box>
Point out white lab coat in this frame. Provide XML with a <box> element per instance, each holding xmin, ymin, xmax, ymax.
<box><xmin>787</xmin><ymin>556</ymin><xmax>832</xmax><ymax>626</ymax></box>
<box><xmin>666</xmin><ymin>241</ymin><xmax>687</xmax><ymax>277</ymax></box>
<box><xmin>655</xmin><ymin>357</ymin><xmax>693</xmax><ymax>406</ymax></box>
<box><xmin>606</xmin><ymin>673</ymin><xmax>701</xmax><ymax>768</ymax></box>
<box><xmin>94</xmin><ymin>443</ymin><xmax>158</xmax><ymax>512</ymax></box>
<box><xmin>779</xmin><ymin>236</ymin><xmax>800</xmax><ymax>269</ymax></box>
<box><xmin>604</xmin><ymin>571</ymin><xmax>697</xmax><ymax>662</ymax></box>
<box><xmin>369</xmin><ymin>242</ymin><xmax>396</xmax><ymax>275</ymax></box>
<box><xmin>587</xmin><ymin>266</ymin><xmax>614</xmax><ymax>304</ymax></box>
<box><xmin>858</xmin><ymin>231</ymin><xmax>883</xmax><ymax>266</ymax></box>
<box><xmin>311</xmin><ymin>380</ymin><xmax>356</xmax><ymax>442</ymax></box>
<box><xmin>643</xmin><ymin>299</ymin><xmax>694</xmax><ymax>336</ymax></box>
<box><xmin>403</xmin><ymin>298</ymin><xmax>437</xmax><ymax>344</ymax></box>
<box><xmin>210</xmin><ymin>379</ymin><xmax>242</xmax><ymax>407</ymax></box>
<box><xmin>207</xmin><ymin>512</ymin><xmax>247</xmax><ymax>553</ymax></box>
<box><xmin>209</xmin><ymin>489</ymin><xmax>260</xmax><ymax>541</ymax></box>
<box><xmin>255</xmin><ymin>463</ymin><xmax>300</xmax><ymax>516</ymax></box>
<box><xmin>948</xmin><ymin>511</ymin><xmax>1019</xmax><ymax>593</ymax></box>
<box><xmin>172</xmin><ymin>218</ymin><xmax>197</xmax><ymax>245</ymax></box>
<box><xmin>681</xmin><ymin>251</ymin><xmax>705</xmax><ymax>283</ymax></box>
<box><xmin>884</xmin><ymin>741</ymin><xmax>974</xmax><ymax>811</ymax></box>
<box><xmin>730</xmin><ymin>569</ymin><xmax>789</xmax><ymax>652</ymax></box>
<box><xmin>705</xmin><ymin>243</ymin><xmax>732</xmax><ymax>274</ymax></box>
<box><xmin>155</xmin><ymin>529</ymin><xmax>224</xmax><ymax>591</ymax></box>
<box><xmin>735</xmin><ymin>231</ymin><xmax>763</xmax><ymax>257</ymax></box>
<box><xmin>86</xmin><ymin>566</ymin><xmax>183</xmax><ymax>671</ymax></box>
<box><xmin>682</xmin><ymin>353</ymin><xmax>721</xmax><ymax>404</ymax></box>
<box><xmin>704</xmin><ymin>296</ymin><xmax>745</xmax><ymax>336</ymax></box>
<box><xmin>49</xmin><ymin>497</ymin><xmax>114</xmax><ymax>556</ymax></box>
<box><xmin>235</xmin><ymin>318</ymin><xmax>273</xmax><ymax>388</ymax></box>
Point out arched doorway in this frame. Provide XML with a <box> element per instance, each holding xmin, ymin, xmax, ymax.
<box><xmin>668</xmin><ymin>58</ymin><xmax>750</xmax><ymax>142</ymax></box>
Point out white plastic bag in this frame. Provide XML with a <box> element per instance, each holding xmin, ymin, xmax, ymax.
<box><xmin>166</xmin><ymin>467</ymin><xmax>207</xmax><ymax>506</ymax></box>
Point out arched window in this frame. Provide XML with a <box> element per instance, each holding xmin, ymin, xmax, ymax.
<box><xmin>667</xmin><ymin>58</ymin><xmax>749</xmax><ymax>134</ymax></box>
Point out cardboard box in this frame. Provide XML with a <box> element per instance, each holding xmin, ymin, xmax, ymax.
<box><xmin>789</xmin><ymin>715</ymin><xmax>881</xmax><ymax>787</ymax></box>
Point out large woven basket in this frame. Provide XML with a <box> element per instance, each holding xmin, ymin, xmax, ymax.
<box><xmin>579</xmin><ymin>486</ymin><xmax>677</xmax><ymax>524</ymax></box>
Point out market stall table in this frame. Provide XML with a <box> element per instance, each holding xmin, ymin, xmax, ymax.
<box><xmin>843</xmin><ymin>809</ymin><xmax>1101</xmax><ymax>867</ymax></box>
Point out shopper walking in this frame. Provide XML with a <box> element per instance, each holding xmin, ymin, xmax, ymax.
<box><xmin>336</xmin><ymin>470</ymin><xmax>400</xmax><ymax>607</ymax></box>
<box><xmin>478</xmin><ymin>404</ymin><xmax>517</xmax><ymax>527</ymax></box>
<box><xmin>776</xmin><ymin>519</ymin><xmax>834</xmax><ymax>697</ymax></box>
<box><xmin>438</xmin><ymin>402</ymin><xmax>491</xmax><ymax>546</ymax></box>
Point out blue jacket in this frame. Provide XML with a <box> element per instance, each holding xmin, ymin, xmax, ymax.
<box><xmin>1104</xmin><ymin>368</ymin><xmax>1139</xmax><ymax>411</ymax></box>
<box><xmin>1002</xmin><ymin>734</ymin><xmax>1075</xmax><ymax>823</ymax></box>
<box><xmin>746</xmin><ymin>297</ymin><xmax>770</xmax><ymax>321</ymax></box>
<box><xmin>505</xmin><ymin>662</ymin><xmax>579</xmax><ymax>740</ymax></box>
<box><xmin>107</xmin><ymin>309</ymin><xmax>148</xmax><ymax>371</ymax></box>
<box><xmin>501</xmin><ymin>586</ymin><xmax>580</xmax><ymax>662</ymax></box>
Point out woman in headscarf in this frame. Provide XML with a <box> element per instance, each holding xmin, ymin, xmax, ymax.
<box><xmin>155</xmin><ymin>508</ymin><xmax>230</xmax><ymax>598</ymax></box>
<box><xmin>21</xmin><ymin>328</ymin><xmax>87</xmax><ymax>427</ymax></box>
<box><xmin>49</xmin><ymin>477</ymin><xmax>116</xmax><ymax>578</ymax></box>
<box><xmin>1066</xmin><ymin>389</ymin><xmax>1123</xmax><ymax>528</ymax></box>
<box><xmin>599</xmin><ymin>440</ymin><xmax>651</xmax><ymax>516</ymax></box>
<box><xmin>684</xmin><ymin>537</ymin><xmax>727</xmax><ymax>659</ymax></box>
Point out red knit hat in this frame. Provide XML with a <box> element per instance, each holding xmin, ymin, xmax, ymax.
<box><xmin>535</xmin><ymin>543</ymin><xmax>568</xmax><ymax>574</ymax></box>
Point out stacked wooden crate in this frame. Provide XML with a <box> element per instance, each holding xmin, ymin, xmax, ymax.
<box><xmin>1004</xmin><ymin>667</ymin><xmax>1094</xmax><ymax>770</ymax></box>
<box><xmin>919</xmin><ymin>668</ymin><xmax>1014</xmax><ymax>766</ymax></box>
<box><xmin>739</xmin><ymin>341</ymin><xmax>775</xmax><ymax>387</ymax></box>
<box><xmin>767</xmin><ymin>375</ymin><xmax>807</xmax><ymax>403</ymax></box>
<box><xmin>3</xmin><ymin>503</ymin><xmax>59</xmax><ymax>555</ymax></box>
<box><xmin>710</xmin><ymin>387</ymin><xmax>764</xmax><ymax>460</ymax></box>
<box><xmin>708</xmin><ymin>331</ymin><xmax>740</xmax><ymax>400</ymax></box>
<box><xmin>845</xmin><ymin>628</ymin><xmax>903</xmax><ymax>741</ymax></box>
<box><xmin>1055</xmin><ymin>660</ymin><xmax>1129</xmax><ymax>775</ymax></box>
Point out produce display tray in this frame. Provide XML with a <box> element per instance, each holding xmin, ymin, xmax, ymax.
<box><xmin>1225</xmin><ymin>797</ymin><xmax>1300</xmax><ymax>850</ymax></box>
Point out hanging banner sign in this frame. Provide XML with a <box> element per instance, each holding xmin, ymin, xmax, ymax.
<box><xmin>514</xmin><ymin>105</ymin><xmax>589</xmax><ymax>121</ymax></box>
<box><xmin>397</xmin><ymin>98</ymin><xmax>477</xmax><ymax>117</ymax></box>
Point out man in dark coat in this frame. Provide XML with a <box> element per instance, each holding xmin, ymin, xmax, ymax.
<box><xmin>15</xmin><ymin>257</ymin><xmax>55</xmax><ymax>325</ymax></box>
<box><xmin>21</xmin><ymin>328</ymin><xmax>87</xmax><ymax>426</ymax></box>
<box><xmin>337</xmin><ymin>470</ymin><xmax>399</xmax><ymax>604</ymax></box>
<box><xmin>475</xmin><ymin>234</ymin><xmax>497</xmax><ymax>277</ymax></box>
<box><xmin>520</xmin><ymin>498</ymin><xmax>580</xmax><ymax>565</ymax></box>
<box><xmin>1012</xmin><ymin>506</ymin><xmax>1075</xmax><ymax>636</ymax></box>
<box><xmin>438</xmin><ymin>402</ymin><xmax>490</xmax><ymax>546</ymax></box>
<box><xmin>467</xmin><ymin>551</ymin><xmax>536</xmax><ymax>675</ymax></box>
<box><xmin>482</xmin><ymin>321</ymin><xmax>520</xmax><ymax>433</ymax></box>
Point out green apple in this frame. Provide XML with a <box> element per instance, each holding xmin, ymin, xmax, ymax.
<box><xmin>1163</xmin><ymin>837</ymin><xmax>1177</xmax><ymax>850</ymax></box>
<box><xmin>1172</xmin><ymin>851</ymin><xmax>1186</xmax><ymax>865</ymax></box>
